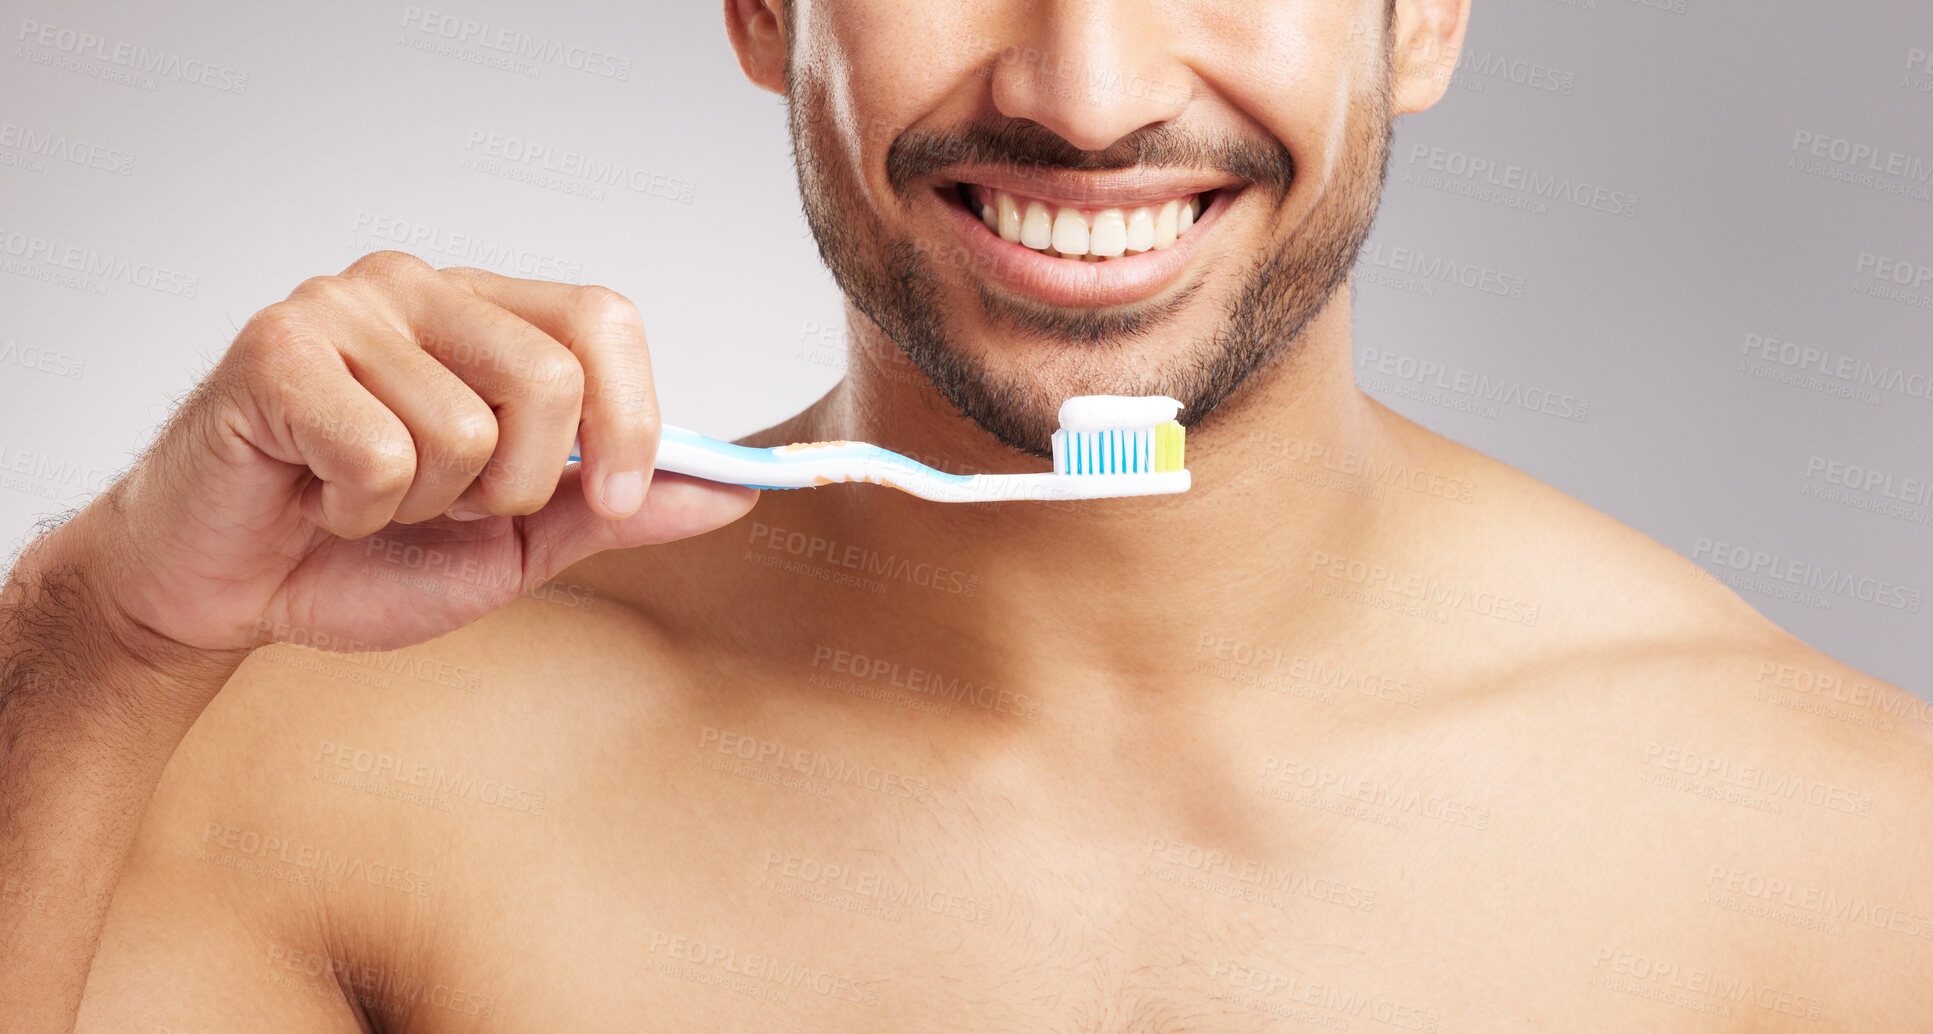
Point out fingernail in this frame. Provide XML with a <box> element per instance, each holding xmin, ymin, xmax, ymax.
<box><xmin>601</xmin><ymin>471</ymin><xmax>645</xmax><ymax>515</ymax></box>
<box><xmin>446</xmin><ymin>503</ymin><xmax>491</xmax><ymax>521</ymax></box>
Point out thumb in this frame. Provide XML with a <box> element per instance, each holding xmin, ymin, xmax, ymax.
<box><xmin>523</xmin><ymin>467</ymin><xmax>760</xmax><ymax>583</ymax></box>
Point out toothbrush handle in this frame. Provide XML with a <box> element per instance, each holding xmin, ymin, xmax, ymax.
<box><xmin>569</xmin><ymin>425</ymin><xmax>862</xmax><ymax>489</ymax></box>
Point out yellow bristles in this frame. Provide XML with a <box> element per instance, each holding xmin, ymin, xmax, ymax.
<box><xmin>1154</xmin><ymin>421</ymin><xmax>1185</xmax><ymax>472</ymax></box>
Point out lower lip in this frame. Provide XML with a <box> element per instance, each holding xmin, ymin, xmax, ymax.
<box><xmin>934</xmin><ymin>185</ymin><xmax>1234</xmax><ymax>309</ymax></box>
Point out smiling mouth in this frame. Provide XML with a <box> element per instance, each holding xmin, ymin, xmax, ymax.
<box><xmin>951</xmin><ymin>182</ymin><xmax>1219</xmax><ymax>261</ymax></box>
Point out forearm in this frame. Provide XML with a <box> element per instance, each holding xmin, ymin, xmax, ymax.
<box><xmin>0</xmin><ymin>521</ymin><xmax>247</xmax><ymax>1030</ymax></box>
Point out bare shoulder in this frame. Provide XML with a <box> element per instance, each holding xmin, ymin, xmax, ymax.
<box><xmin>1424</xmin><ymin>410</ymin><xmax>1932</xmax><ymax>788</ymax></box>
<box><xmin>1420</xmin><ymin>419</ymin><xmax>1933</xmax><ymax>1007</ymax></box>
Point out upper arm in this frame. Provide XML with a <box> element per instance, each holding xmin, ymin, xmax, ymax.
<box><xmin>1702</xmin><ymin>642</ymin><xmax>1933</xmax><ymax>1011</ymax></box>
<box><xmin>77</xmin><ymin>647</ymin><xmax>427</xmax><ymax>1034</ymax></box>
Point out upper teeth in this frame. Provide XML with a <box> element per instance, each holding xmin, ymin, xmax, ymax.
<box><xmin>972</xmin><ymin>187</ymin><xmax>1204</xmax><ymax>261</ymax></box>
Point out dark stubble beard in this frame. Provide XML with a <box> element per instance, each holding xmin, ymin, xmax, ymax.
<box><xmin>784</xmin><ymin>57</ymin><xmax>1394</xmax><ymax>458</ymax></box>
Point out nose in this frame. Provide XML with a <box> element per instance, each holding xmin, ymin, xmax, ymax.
<box><xmin>986</xmin><ymin>0</ymin><xmax>1192</xmax><ymax>153</ymax></box>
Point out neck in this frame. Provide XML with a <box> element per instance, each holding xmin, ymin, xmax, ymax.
<box><xmin>726</xmin><ymin>282</ymin><xmax>1413</xmax><ymax>708</ymax></box>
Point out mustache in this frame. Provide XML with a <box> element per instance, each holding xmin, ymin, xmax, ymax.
<box><xmin>885</xmin><ymin>119</ymin><xmax>1295</xmax><ymax>201</ymax></box>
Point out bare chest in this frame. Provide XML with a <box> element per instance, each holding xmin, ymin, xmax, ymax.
<box><xmin>386</xmin><ymin>712</ymin><xmax>1780</xmax><ymax>1034</ymax></box>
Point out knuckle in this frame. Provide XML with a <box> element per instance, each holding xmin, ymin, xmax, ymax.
<box><xmin>240</xmin><ymin>301</ymin><xmax>314</xmax><ymax>346</ymax></box>
<box><xmin>428</xmin><ymin>409</ymin><xmax>499</xmax><ymax>476</ymax></box>
<box><xmin>444</xmin><ymin>408</ymin><xmax>500</xmax><ymax>456</ymax></box>
<box><xmin>233</xmin><ymin>303</ymin><xmax>323</xmax><ymax>375</ymax></box>
<box><xmin>437</xmin><ymin>265</ymin><xmax>489</xmax><ymax>285</ymax></box>
<box><xmin>573</xmin><ymin>284</ymin><xmax>642</xmax><ymax>330</ymax></box>
<box><xmin>284</xmin><ymin>275</ymin><xmax>369</xmax><ymax>322</ymax></box>
<box><xmin>346</xmin><ymin>249</ymin><xmax>432</xmax><ymax>283</ymax></box>
<box><xmin>357</xmin><ymin>437</ymin><xmax>418</xmax><ymax>495</ymax></box>
<box><xmin>288</xmin><ymin>273</ymin><xmax>353</xmax><ymax>305</ymax></box>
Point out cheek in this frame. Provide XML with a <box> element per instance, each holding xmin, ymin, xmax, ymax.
<box><xmin>812</xmin><ymin>1</ymin><xmax>991</xmax><ymax>169</ymax></box>
<box><xmin>1175</xmin><ymin>5</ymin><xmax>1375</xmax><ymax>190</ymax></box>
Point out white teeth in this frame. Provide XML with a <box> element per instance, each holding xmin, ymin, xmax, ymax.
<box><xmin>1020</xmin><ymin>200</ymin><xmax>1053</xmax><ymax>250</ymax></box>
<box><xmin>975</xmin><ymin>187</ymin><xmax>1205</xmax><ymax>260</ymax></box>
<box><xmin>1051</xmin><ymin>208</ymin><xmax>1090</xmax><ymax>255</ymax></box>
<box><xmin>1153</xmin><ymin>200</ymin><xmax>1179</xmax><ymax>249</ymax></box>
<box><xmin>1089</xmin><ymin>209</ymin><xmax>1128</xmax><ymax>257</ymax></box>
<box><xmin>997</xmin><ymin>193</ymin><xmax>1022</xmax><ymax>243</ymax></box>
<box><xmin>1125</xmin><ymin>207</ymin><xmax>1154</xmax><ymax>252</ymax></box>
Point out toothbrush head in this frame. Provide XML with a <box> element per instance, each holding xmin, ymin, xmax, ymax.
<box><xmin>1050</xmin><ymin>395</ymin><xmax>1185</xmax><ymax>477</ymax></box>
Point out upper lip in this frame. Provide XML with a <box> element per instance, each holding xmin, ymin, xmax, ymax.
<box><xmin>940</xmin><ymin>163</ymin><xmax>1246</xmax><ymax>210</ymax></box>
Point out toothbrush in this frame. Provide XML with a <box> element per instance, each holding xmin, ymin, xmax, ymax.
<box><xmin>569</xmin><ymin>394</ymin><xmax>1190</xmax><ymax>503</ymax></box>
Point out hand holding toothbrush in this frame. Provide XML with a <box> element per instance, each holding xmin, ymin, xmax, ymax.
<box><xmin>30</xmin><ymin>252</ymin><xmax>759</xmax><ymax>677</ymax></box>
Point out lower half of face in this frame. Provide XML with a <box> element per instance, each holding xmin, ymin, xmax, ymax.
<box><xmin>789</xmin><ymin>65</ymin><xmax>1393</xmax><ymax>457</ymax></box>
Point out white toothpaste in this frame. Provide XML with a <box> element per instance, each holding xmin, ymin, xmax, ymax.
<box><xmin>1056</xmin><ymin>394</ymin><xmax>1184</xmax><ymax>432</ymax></box>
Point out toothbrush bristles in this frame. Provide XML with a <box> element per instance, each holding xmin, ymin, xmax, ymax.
<box><xmin>1050</xmin><ymin>421</ymin><xmax>1184</xmax><ymax>475</ymax></box>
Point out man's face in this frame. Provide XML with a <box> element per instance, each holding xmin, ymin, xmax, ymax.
<box><xmin>784</xmin><ymin>0</ymin><xmax>1399</xmax><ymax>456</ymax></box>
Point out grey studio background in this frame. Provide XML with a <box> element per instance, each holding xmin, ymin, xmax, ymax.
<box><xmin>0</xmin><ymin>1</ymin><xmax>1927</xmax><ymax>695</ymax></box>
